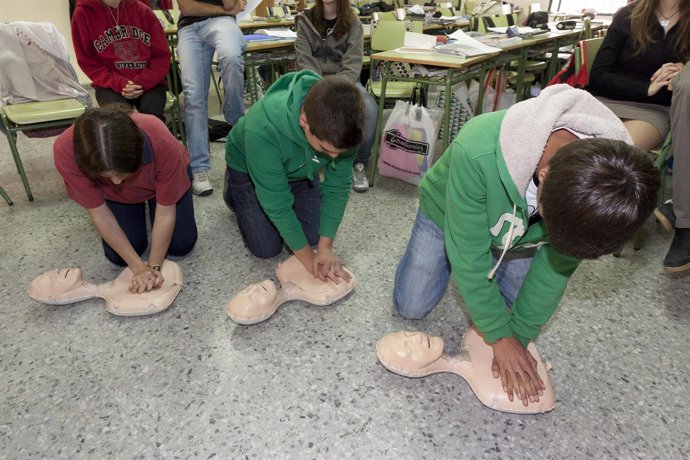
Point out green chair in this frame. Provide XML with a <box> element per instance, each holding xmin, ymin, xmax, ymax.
<box><xmin>0</xmin><ymin>185</ymin><xmax>12</xmax><ymax>205</ymax></box>
<box><xmin>368</xmin><ymin>21</ymin><xmax>417</xmax><ymax>99</ymax></box>
<box><xmin>1</xmin><ymin>98</ymin><xmax>86</xmax><ymax>201</ymax></box>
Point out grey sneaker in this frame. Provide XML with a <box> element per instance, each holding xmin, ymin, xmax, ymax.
<box><xmin>352</xmin><ymin>162</ymin><xmax>369</xmax><ymax>193</ymax></box>
<box><xmin>192</xmin><ymin>171</ymin><xmax>213</xmax><ymax>196</ymax></box>
<box><xmin>654</xmin><ymin>199</ymin><xmax>675</xmax><ymax>232</ymax></box>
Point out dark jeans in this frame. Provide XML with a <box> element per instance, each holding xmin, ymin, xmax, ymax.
<box><xmin>95</xmin><ymin>84</ymin><xmax>167</xmax><ymax>122</ymax></box>
<box><xmin>223</xmin><ymin>166</ymin><xmax>320</xmax><ymax>258</ymax></box>
<box><xmin>102</xmin><ymin>186</ymin><xmax>198</xmax><ymax>266</ymax></box>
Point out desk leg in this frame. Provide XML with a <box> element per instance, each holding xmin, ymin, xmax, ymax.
<box><xmin>442</xmin><ymin>70</ymin><xmax>454</xmax><ymax>150</ymax></box>
<box><xmin>368</xmin><ymin>62</ymin><xmax>390</xmax><ymax>188</ymax></box>
<box><xmin>475</xmin><ymin>65</ymin><xmax>487</xmax><ymax>116</ymax></box>
<box><xmin>515</xmin><ymin>48</ymin><xmax>527</xmax><ymax>102</ymax></box>
<box><xmin>547</xmin><ymin>42</ymin><xmax>560</xmax><ymax>83</ymax></box>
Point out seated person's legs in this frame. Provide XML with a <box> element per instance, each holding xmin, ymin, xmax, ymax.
<box><xmin>291</xmin><ymin>176</ymin><xmax>321</xmax><ymax>247</ymax></box>
<box><xmin>224</xmin><ymin>166</ymin><xmax>285</xmax><ymax>258</ymax></box>
<box><xmin>102</xmin><ymin>201</ymin><xmax>148</xmax><ymax>266</ymax></box>
<box><xmin>94</xmin><ymin>87</ymin><xmax>131</xmax><ymax>108</ymax></box>
<box><xmin>354</xmin><ymin>83</ymin><xmax>377</xmax><ymax>166</ymax></box>
<box><xmin>206</xmin><ymin>16</ymin><xmax>247</xmax><ymax>126</ymax></box>
<box><xmin>134</xmin><ymin>84</ymin><xmax>168</xmax><ymax>123</ymax></box>
<box><xmin>665</xmin><ymin>61</ymin><xmax>690</xmax><ymax>271</ymax></box>
<box><xmin>623</xmin><ymin>119</ymin><xmax>665</xmax><ymax>152</ymax></box>
<box><xmin>394</xmin><ymin>210</ymin><xmax>451</xmax><ymax>319</ymax></box>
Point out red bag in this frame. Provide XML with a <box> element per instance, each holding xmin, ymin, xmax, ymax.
<box><xmin>547</xmin><ymin>42</ymin><xmax>590</xmax><ymax>88</ymax></box>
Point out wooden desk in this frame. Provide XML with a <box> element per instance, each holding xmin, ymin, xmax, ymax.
<box><xmin>368</xmin><ymin>49</ymin><xmax>498</xmax><ymax>185</ymax></box>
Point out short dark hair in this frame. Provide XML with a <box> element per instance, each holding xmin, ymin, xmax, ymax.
<box><xmin>303</xmin><ymin>76</ymin><xmax>364</xmax><ymax>150</ymax></box>
<box><xmin>541</xmin><ymin>138</ymin><xmax>659</xmax><ymax>259</ymax></box>
<box><xmin>73</xmin><ymin>105</ymin><xmax>143</xmax><ymax>177</ymax></box>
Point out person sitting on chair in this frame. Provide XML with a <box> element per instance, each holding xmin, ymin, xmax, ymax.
<box><xmin>71</xmin><ymin>0</ymin><xmax>171</xmax><ymax>121</ymax></box>
<box><xmin>587</xmin><ymin>0</ymin><xmax>690</xmax><ymax>272</ymax></box>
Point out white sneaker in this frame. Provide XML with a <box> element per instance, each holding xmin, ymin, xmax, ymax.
<box><xmin>352</xmin><ymin>163</ymin><xmax>369</xmax><ymax>193</ymax></box>
<box><xmin>192</xmin><ymin>171</ymin><xmax>213</xmax><ymax>196</ymax></box>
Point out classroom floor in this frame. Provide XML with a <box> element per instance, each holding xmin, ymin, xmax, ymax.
<box><xmin>1</xmin><ymin>103</ymin><xmax>689</xmax><ymax>459</ymax></box>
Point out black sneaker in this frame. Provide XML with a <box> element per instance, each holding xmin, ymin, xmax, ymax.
<box><xmin>663</xmin><ymin>228</ymin><xmax>690</xmax><ymax>273</ymax></box>
<box><xmin>654</xmin><ymin>200</ymin><xmax>675</xmax><ymax>232</ymax></box>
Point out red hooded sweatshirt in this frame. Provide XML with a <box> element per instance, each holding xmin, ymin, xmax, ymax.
<box><xmin>71</xmin><ymin>0</ymin><xmax>170</xmax><ymax>92</ymax></box>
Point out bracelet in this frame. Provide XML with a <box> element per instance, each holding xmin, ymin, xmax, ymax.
<box><xmin>150</xmin><ymin>264</ymin><xmax>161</xmax><ymax>272</ymax></box>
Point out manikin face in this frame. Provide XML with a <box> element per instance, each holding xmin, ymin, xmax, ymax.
<box><xmin>28</xmin><ymin>268</ymin><xmax>85</xmax><ymax>299</ymax></box>
<box><xmin>378</xmin><ymin>331</ymin><xmax>444</xmax><ymax>368</ymax></box>
<box><xmin>237</xmin><ymin>280</ymin><xmax>278</xmax><ymax>308</ymax></box>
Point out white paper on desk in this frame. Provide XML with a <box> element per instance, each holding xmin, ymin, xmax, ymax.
<box><xmin>487</xmin><ymin>26</ymin><xmax>537</xmax><ymax>34</ymax></box>
<box><xmin>255</xmin><ymin>28</ymin><xmax>297</xmax><ymax>38</ymax></box>
<box><xmin>237</xmin><ymin>0</ymin><xmax>263</xmax><ymax>22</ymax></box>
<box><xmin>403</xmin><ymin>32</ymin><xmax>436</xmax><ymax>50</ymax></box>
<box><xmin>440</xmin><ymin>30</ymin><xmax>501</xmax><ymax>57</ymax></box>
<box><xmin>407</xmin><ymin>5</ymin><xmax>425</xmax><ymax>14</ymax></box>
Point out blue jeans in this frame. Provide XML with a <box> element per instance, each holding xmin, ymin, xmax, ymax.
<box><xmin>102</xmin><ymin>187</ymin><xmax>198</xmax><ymax>266</ymax></box>
<box><xmin>355</xmin><ymin>82</ymin><xmax>377</xmax><ymax>165</ymax></box>
<box><xmin>177</xmin><ymin>17</ymin><xmax>246</xmax><ymax>173</ymax></box>
<box><xmin>393</xmin><ymin>210</ymin><xmax>534</xmax><ymax>319</ymax></box>
<box><xmin>223</xmin><ymin>167</ymin><xmax>320</xmax><ymax>258</ymax></box>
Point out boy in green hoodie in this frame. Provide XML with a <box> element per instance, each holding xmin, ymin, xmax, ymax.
<box><xmin>224</xmin><ymin>70</ymin><xmax>363</xmax><ymax>283</ymax></box>
<box><xmin>392</xmin><ymin>85</ymin><xmax>659</xmax><ymax>406</ymax></box>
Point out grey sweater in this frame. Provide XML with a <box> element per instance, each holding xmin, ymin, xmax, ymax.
<box><xmin>294</xmin><ymin>11</ymin><xmax>364</xmax><ymax>83</ymax></box>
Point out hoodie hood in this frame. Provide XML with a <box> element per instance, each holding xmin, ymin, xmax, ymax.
<box><xmin>499</xmin><ymin>84</ymin><xmax>633</xmax><ymax>197</ymax></box>
<box><xmin>255</xmin><ymin>69</ymin><xmax>324</xmax><ymax>179</ymax></box>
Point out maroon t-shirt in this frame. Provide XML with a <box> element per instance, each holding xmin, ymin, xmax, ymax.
<box><xmin>54</xmin><ymin>112</ymin><xmax>190</xmax><ymax>209</ymax></box>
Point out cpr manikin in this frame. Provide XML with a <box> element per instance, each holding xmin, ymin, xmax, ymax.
<box><xmin>376</xmin><ymin>329</ymin><xmax>556</xmax><ymax>414</ymax></box>
<box><xmin>226</xmin><ymin>255</ymin><xmax>357</xmax><ymax>325</ymax></box>
<box><xmin>27</xmin><ymin>261</ymin><xmax>182</xmax><ymax>316</ymax></box>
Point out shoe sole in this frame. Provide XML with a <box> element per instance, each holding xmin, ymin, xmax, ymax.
<box><xmin>653</xmin><ymin>208</ymin><xmax>675</xmax><ymax>232</ymax></box>
<box><xmin>193</xmin><ymin>189</ymin><xmax>213</xmax><ymax>196</ymax></box>
<box><xmin>663</xmin><ymin>261</ymin><xmax>690</xmax><ymax>273</ymax></box>
<box><xmin>353</xmin><ymin>187</ymin><xmax>369</xmax><ymax>193</ymax></box>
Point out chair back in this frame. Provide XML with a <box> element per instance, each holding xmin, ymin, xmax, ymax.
<box><xmin>438</xmin><ymin>6</ymin><xmax>455</xmax><ymax>16</ymax></box>
<box><xmin>371</xmin><ymin>20</ymin><xmax>406</xmax><ymax>52</ymax></box>
<box><xmin>574</xmin><ymin>37</ymin><xmax>604</xmax><ymax>84</ymax></box>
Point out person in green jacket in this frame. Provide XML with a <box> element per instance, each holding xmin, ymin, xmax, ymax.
<box><xmin>393</xmin><ymin>84</ymin><xmax>659</xmax><ymax>406</ymax></box>
<box><xmin>224</xmin><ymin>70</ymin><xmax>363</xmax><ymax>282</ymax></box>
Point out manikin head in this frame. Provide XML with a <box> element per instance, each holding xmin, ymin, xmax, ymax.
<box><xmin>377</xmin><ymin>331</ymin><xmax>445</xmax><ymax>369</ymax></box>
<box><xmin>28</xmin><ymin>268</ymin><xmax>87</xmax><ymax>302</ymax></box>
<box><xmin>230</xmin><ymin>280</ymin><xmax>278</xmax><ymax>310</ymax></box>
<box><xmin>299</xmin><ymin>77</ymin><xmax>364</xmax><ymax>158</ymax></box>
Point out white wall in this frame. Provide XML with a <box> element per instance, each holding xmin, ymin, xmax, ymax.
<box><xmin>1</xmin><ymin>0</ymin><xmax>90</xmax><ymax>84</ymax></box>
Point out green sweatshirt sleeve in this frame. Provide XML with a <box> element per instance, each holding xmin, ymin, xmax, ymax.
<box><xmin>319</xmin><ymin>151</ymin><xmax>355</xmax><ymax>239</ymax></box>
<box><xmin>245</xmin><ymin>129</ymin><xmax>309</xmax><ymax>250</ymax></box>
<box><xmin>510</xmin><ymin>244</ymin><xmax>580</xmax><ymax>346</ymax></box>
<box><xmin>444</xmin><ymin>145</ymin><xmax>514</xmax><ymax>343</ymax></box>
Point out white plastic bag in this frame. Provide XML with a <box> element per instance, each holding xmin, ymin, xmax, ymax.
<box><xmin>378</xmin><ymin>89</ymin><xmax>443</xmax><ymax>185</ymax></box>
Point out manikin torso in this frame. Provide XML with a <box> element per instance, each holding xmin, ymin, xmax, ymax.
<box><xmin>376</xmin><ymin>328</ymin><xmax>556</xmax><ymax>414</ymax></box>
<box><xmin>27</xmin><ymin>261</ymin><xmax>182</xmax><ymax>316</ymax></box>
<box><xmin>226</xmin><ymin>255</ymin><xmax>357</xmax><ymax>325</ymax></box>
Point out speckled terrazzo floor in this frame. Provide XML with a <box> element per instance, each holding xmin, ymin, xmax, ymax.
<box><xmin>1</xmin><ymin>107</ymin><xmax>689</xmax><ymax>459</ymax></box>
